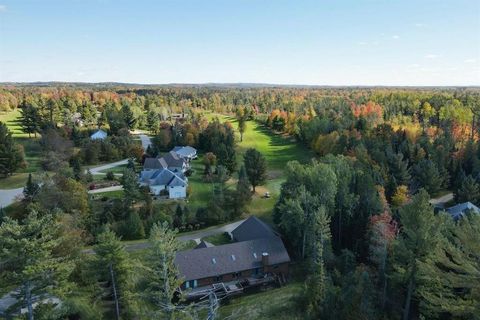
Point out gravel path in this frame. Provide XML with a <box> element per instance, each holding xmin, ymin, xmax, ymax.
<box><xmin>429</xmin><ymin>193</ymin><xmax>454</xmax><ymax>208</ymax></box>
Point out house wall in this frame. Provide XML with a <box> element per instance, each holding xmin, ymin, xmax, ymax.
<box><xmin>149</xmin><ymin>185</ymin><xmax>166</xmax><ymax>195</ymax></box>
<box><xmin>169</xmin><ymin>186</ymin><xmax>186</xmax><ymax>199</ymax></box>
<box><xmin>182</xmin><ymin>263</ymin><xmax>289</xmax><ymax>289</ymax></box>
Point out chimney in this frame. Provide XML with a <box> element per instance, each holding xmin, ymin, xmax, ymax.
<box><xmin>262</xmin><ymin>252</ymin><xmax>269</xmax><ymax>269</ymax></box>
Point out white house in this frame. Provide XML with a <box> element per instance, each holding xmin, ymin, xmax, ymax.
<box><xmin>139</xmin><ymin>168</ymin><xmax>188</xmax><ymax>199</ymax></box>
<box><xmin>90</xmin><ymin>129</ymin><xmax>108</xmax><ymax>140</ymax></box>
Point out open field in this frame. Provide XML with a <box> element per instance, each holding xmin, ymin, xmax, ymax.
<box><xmin>200</xmin><ymin>114</ymin><xmax>313</xmax><ymax>220</ymax></box>
<box><xmin>0</xmin><ymin>110</ymin><xmax>45</xmax><ymax>189</ymax></box>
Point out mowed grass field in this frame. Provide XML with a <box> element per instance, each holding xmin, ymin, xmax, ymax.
<box><xmin>203</xmin><ymin>114</ymin><xmax>313</xmax><ymax>220</ymax></box>
<box><xmin>0</xmin><ymin>110</ymin><xmax>44</xmax><ymax>188</ymax></box>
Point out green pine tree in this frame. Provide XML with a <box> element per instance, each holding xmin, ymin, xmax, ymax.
<box><xmin>23</xmin><ymin>173</ymin><xmax>39</xmax><ymax>202</ymax></box>
<box><xmin>0</xmin><ymin>211</ymin><xmax>74</xmax><ymax>319</ymax></box>
<box><xmin>392</xmin><ymin>190</ymin><xmax>443</xmax><ymax>320</ymax></box>
<box><xmin>455</xmin><ymin>175</ymin><xmax>480</xmax><ymax>205</ymax></box>
<box><xmin>0</xmin><ymin>121</ymin><xmax>26</xmax><ymax>177</ymax></box>
<box><xmin>243</xmin><ymin>148</ymin><xmax>267</xmax><ymax>193</ymax></box>
<box><xmin>140</xmin><ymin>222</ymin><xmax>184</xmax><ymax>319</ymax></box>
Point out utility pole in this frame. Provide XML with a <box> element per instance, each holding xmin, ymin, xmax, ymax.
<box><xmin>109</xmin><ymin>263</ymin><xmax>120</xmax><ymax>320</ymax></box>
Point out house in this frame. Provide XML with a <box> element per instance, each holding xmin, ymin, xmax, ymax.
<box><xmin>445</xmin><ymin>202</ymin><xmax>480</xmax><ymax>220</ymax></box>
<box><xmin>143</xmin><ymin>151</ymin><xmax>188</xmax><ymax>173</ymax></box>
<box><xmin>175</xmin><ymin>216</ymin><xmax>290</xmax><ymax>291</ymax></box>
<box><xmin>231</xmin><ymin>216</ymin><xmax>278</xmax><ymax>242</ymax></box>
<box><xmin>90</xmin><ymin>129</ymin><xmax>107</xmax><ymax>140</ymax></box>
<box><xmin>172</xmin><ymin>146</ymin><xmax>198</xmax><ymax>161</ymax></box>
<box><xmin>139</xmin><ymin>168</ymin><xmax>188</xmax><ymax>199</ymax></box>
<box><xmin>175</xmin><ymin>236</ymin><xmax>290</xmax><ymax>290</ymax></box>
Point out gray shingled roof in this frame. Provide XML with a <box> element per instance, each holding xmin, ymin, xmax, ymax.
<box><xmin>140</xmin><ymin>168</ymin><xmax>186</xmax><ymax>187</ymax></box>
<box><xmin>194</xmin><ymin>241</ymin><xmax>214</xmax><ymax>249</ymax></box>
<box><xmin>161</xmin><ymin>151</ymin><xmax>186</xmax><ymax>168</ymax></box>
<box><xmin>175</xmin><ymin>236</ymin><xmax>290</xmax><ymax>281</ymax></box>
<box><xmin>231</xmin><ymin>216</ymin><xmax>277</xmax><ymax>242</ymax></box>
<box><xmin>173</xmin><ymin>146</ymin><xmax>197</xmax><ymax>158</ymax></box>
<box><xmin>446</xmin><ymin>202</ymin><xmax>480</xmax><ymax>220</ymax></box>
<box><xmin>143</xmin><ymin>157</ymin><xmax>167</xmax><ymax>170</ymax></box>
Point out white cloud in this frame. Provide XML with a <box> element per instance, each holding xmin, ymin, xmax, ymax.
<box><xmin>392</xmin><ymin>35</ymin><xmax>400</xmax><ymax>39</ymax></box>
<box><xmin>0</xmin><ymin>5</ymin><xmax>6</xmax><ymax>12</ymax></box>
<box><xmin>464</xmin><ymin>58</ymin><xmax>477</xmax><ymax>63</ymax></box>
<box><xmin>425</xmin><ymin>54</ymin><xmax>439</xmax><ymax>59</ymax></box>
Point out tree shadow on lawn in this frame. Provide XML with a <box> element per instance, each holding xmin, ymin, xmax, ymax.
<box><xmin>251</xmin><ymin>125</ymin><xmax>314</xmax><ymax>168</ymax></box>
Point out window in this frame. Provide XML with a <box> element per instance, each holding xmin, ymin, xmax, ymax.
<box><xmin>215</xmin><ymin>275</ymin><xmax>223</xmax><ymax>282</ymax></box>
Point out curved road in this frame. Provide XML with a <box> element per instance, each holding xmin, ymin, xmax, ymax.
<box><xmin>0</xmin><ymin>187</ymin><xmax>24</xmax><ymax>208</ymax></box>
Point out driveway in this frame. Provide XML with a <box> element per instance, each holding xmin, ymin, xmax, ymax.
<box><xmin>88</xmin><ymin>185</ymin><xmax>123</xmax><ymax>194</ymax></box>
<box><xmin>87</xmin><ymin>159</ymin><xmax>129</xmax><ymax>175</ymax></box>
<box><xmin>0</xmin><ymin>187</ymin><xmax>24</xmax><ymax>208</ymax></box>
<box><xmin>83</xmin><ymin>218</ymin><xmax>246</xmax><ymax>254</ymax></box>
<box><xmin>429</xmin><ymin>193</ymin><xmax>454</xmax><ymax>208</ymax></box>
<box><xmin>138</xmin><ymin>134</ymin><xmax>152</xmax><ymax>151</ymax></box>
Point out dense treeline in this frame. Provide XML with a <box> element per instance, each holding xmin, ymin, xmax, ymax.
<box><xmin>1</xmin><ymin>84</ymin><xmax>479</xmax><ymax>319</ymax></box>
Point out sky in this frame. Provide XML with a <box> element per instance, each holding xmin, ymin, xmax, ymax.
<box><xmin>0</xmin><ymin>0</ymin><xmax>479</xmax><ymax>86</ymax></box>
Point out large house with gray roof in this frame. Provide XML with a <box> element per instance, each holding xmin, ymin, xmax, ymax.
<box><xmin>175</xmin><ymin>216</ymin><xmax>290</xmax><ymax>291</ymax></box>
<box><xmin>143</xmin><ymin>150</ymin><xmax>188</xmax><ymax>173</ymax></box>
<box><xmin>139</xmin><ymin>168</ymin><xmax>187</xmax><ymax>199</ymax></box>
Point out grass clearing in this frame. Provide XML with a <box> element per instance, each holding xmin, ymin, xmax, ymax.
<box><xmin>0</xmin><ymin>109</ymin><xmax>29</xmax><ymax>138</ymax></box>
<box><xmin>201</xmin><ymin>232</ymin><xmax>232</xmax><ymax>245</ymax></box>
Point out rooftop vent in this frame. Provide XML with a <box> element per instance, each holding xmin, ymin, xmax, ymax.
<box><xmin>212</xmin><ymin>258</ymin><xmax>216</xmax><ymax>264</ymax></box>
<box><xmin>231</xmin><ymin>255</ymin><xmax>236</xmax><ymax>261</ymax></box>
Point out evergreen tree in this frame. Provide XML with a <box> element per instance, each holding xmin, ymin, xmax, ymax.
<box><xmin>140</xmin><ymin>222</ymin><xmax>183</xmax><ymax>319</ymax></box>
<box><xmin>0</xmin><ymin>121</ymin><xmax>26</xmax><ymax>177</ymax></box>
<box><xmin>243</xmin><ymin>148</ymin><xmax>267</xmax><ymax>193</ymax></box>
<box><xmin>23</xmin><ymin>173</ymin><xmax>39</xmax><ymax>202</ymax></box>
<box><xmin>19</xmin><ymin>100</ymin><xmax>40</xmax><ymax>138</ymax></box>
<box><xmin>417</xmin><ymin>213</ymin><xmax>480</xmax><ymax>319</ymax></box>
<box><xmin>120</xmin><ymin>210</ymin><xmax>145</xmax><ymax>240</ymax></box>
<box><xmin>232</xmin><ymin>165</ymin><xmax>252</xmax><ymax>217</ymax></box>
<box><xmin>0</xmin><ymin>211</ymin><xmax>73</xmax><ymax>319</ymax></box>
<box><xmin>413</xmin><ymin>159</ymin><xmax>444</xmax><ymax>195</ymax></box>
<box><xmin>305</xmin><ymin>206</ymin><xmax>331</xmax><ymax>317</ymax></box>
<box><xmin>121</xmin><ymin>168</ymin><xmax>140</xmax><ymax>208</ymax></box>
<box><xmin>455</xmin><ymin>174</ymin><xmax>480</xmax><ymax>205</ymax></box>
<box><xmin>392</xmin><ymin>190</ymin><xmax>443</xmax><ymax>320</ymax></box>
<box><xmin>121</xmin><ymin>103</ymin><xmax>136</xmax><ymax>130</ymax></box>
<box><xmin>93</xmin><ymin>227</ymin><xmax>138</xmax><ymax>319</ymax></box>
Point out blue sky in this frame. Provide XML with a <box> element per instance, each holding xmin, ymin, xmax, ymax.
<box><xmin>0</xmin><ymin>0</ymin><xmax>479</xmax><ymax>85</ymax></box>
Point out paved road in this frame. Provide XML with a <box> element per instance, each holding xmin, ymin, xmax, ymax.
<box><xmin>0</xmin><ymin>187</ymin><xmax>24</xmax><ymax>208</ymax></box>
<box><xmin>83</xmin><ymin>218</ymin><xmax>246</xmax><ymax>254</ymax></box>
<box><xmin>87</xmin><ymin>159</ymin><xmax>129</xmax><ymax>175</ymax></box>
<box><xmin>429</xmin><ymin>193</ymin><xmax>454</xmax><ymax>208</ymax></box>
<box><xmin>138</xmin><ymin>134</ymin><xmax>152</xmax><ymax>151</ymax></box>
<box><xmin>88</xmin><ymin>185</ymin><xmax>123</xmax><ymax>194</ymax></box>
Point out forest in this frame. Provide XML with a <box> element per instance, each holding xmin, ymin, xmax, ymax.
<box><xmin>0</xmin><ymin>84</ymin><xmax>479</xmax><ymax>319</ymax></box>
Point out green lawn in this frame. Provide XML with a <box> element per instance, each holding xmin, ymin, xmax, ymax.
<box><xmin>216</xmin><ymin>282</ymin><xmax>304</xmax><ymax>320</ymax></box>
<box><xmin>0</xmin><ymin>111</ymin><xmax>46</xmax><ymax>188</ymax></box>
<box><xmin>0</xmin><ymin>109</ymin><xmax>29</xmax><ymax>138</ymax></box>
<box><xmin>201</xmin><ymin>232</ymin><xmax>232</xmax><ymax>245</ymax></box>
<box><xmin>200</xmin><ymin>114</ymin><xmax>313</xmax><ymax>220</ymax></box>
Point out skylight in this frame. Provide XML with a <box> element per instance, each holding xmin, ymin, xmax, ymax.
<box><xmin>253</xmin><ymin>252</ymin><xmax>257</xmax><ymax>259</ymax></box>
<box><xmin>212</xmin><ymin>258</ymin><xmax>216</xmax><ymax>264</ymax></box>
<box><xmin>231</xmin><ymin>255</ymin><xmax>236</xmax><ymax>261</ymax></box>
